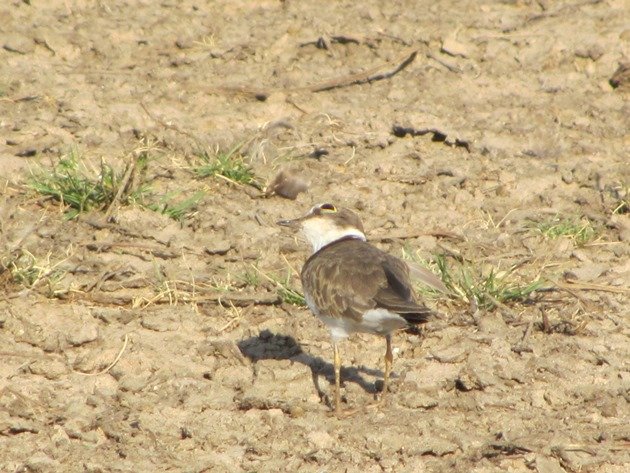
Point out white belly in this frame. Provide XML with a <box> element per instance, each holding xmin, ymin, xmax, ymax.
<box><xmin>318</xmin><ymin>309</ymin><xmax>408</xmax><ymax>342</ymax></box>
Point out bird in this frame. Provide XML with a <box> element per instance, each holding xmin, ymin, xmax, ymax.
<box><xmin>278</xmin><ymin>203</ymin><xmax>439</xmax><ymax>415</ymax></box>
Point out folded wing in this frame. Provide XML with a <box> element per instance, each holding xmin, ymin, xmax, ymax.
<box><xmin>301</xmin><ymin>240</ymin><xmax>434</xmax><ymax>325</ymax></box>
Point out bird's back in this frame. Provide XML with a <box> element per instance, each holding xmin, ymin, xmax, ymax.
<box><xmin>301</xmin><ymin>238</ymin><xmax>433</xmax><ymax>325</ymax></box>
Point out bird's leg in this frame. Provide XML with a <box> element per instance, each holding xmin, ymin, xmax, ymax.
<box><xmin>380</xmin><ymin>334</ymin><xmax>393</xmax><ymax>404</ymax></box>
<box><xmin>333</xmin><ymin>340</ymin><xmax>342</xmax><ymax>415</ymax></box>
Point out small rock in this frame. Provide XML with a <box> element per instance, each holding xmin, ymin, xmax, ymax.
<box><xmin>571</xmin><ymin>250</ymin><xmax>591</xmax><ymax>262</ymax></box>
<box><xmin>205</xmin><ymin>239</ymin><xmax>231</xmax><ymax>255</ymax></box>
<box><xmin>399</xmin><ymin>391</ymin><xmax>438</xmax><ymax>409</ymax></box>
<box><xmin>83</xmin><ymin>463</ymin><xmax>107</xmax><ymax>473</ymax></box>
<box><xmin>29</xmin><ymin>359</ymin><xmax>67</xmax><ymax>380</ymax></box>
<box><xmin>261</xmin><ymin>408</ymin><xmax>284</xmax><ymax>425</ymax></box>
<box><xmin>476</xmin><ymin>311</ymin><xmax>507</xmax><ymax>333</ymax></box>
<box><xmin>288</xmin><ymin>405</ymin><xmax>305</xmax><ymax>418</ymax></box>
<box><xmin>198</xmin><ymin>339</ymin><xmax>247</xmax><ymax>364</ymax></box>
<box><xmin>175</xmin><ymin>37</ymin><xmax>194</xmax><ymax>49</ymax></box>
<box><xmin>141</xmin><ymin>312</ymin><xmax>179</xmax><ymax>332</ymax></box>
<box><xmin>455</xmin><ymin>364</ymin><xmax>495</xmax><ymax>391</ymax></box>
<box><xmin>456</xmin><ymin>369</ymin><xmax>483</xmax><ymax>391</ymax></box>
<box><xmin>3</xmin><ymin>34</ymin><xmax>35</xmax><ymax>54</ymax></box>
<box><xmin>412</xmin><ymin>435</ymin><xmax>459</xmax><ymax>456</ymax></box>
<box><xmin>93</xmin><ymin>378</ymin><xmax>119</xmax><ymax>398</ymax></box>
<box><xmin>80</xmin><ymin>429</ymin><xmax>102</xmax><ymax>444</ymax></box>
<box><xmin>441</xmin><ymin>33</ymin><xmax>474</xmax><ymax>58</ymax></box>
<box><xmin>536</xmin><ymin>455</ymin><xmax>566</xmax><ymax>473</ymax></box>
<box><xmin>73</xmin><ymin>347</ymin><xmax>121</xmax><ymax>374</ymax></box>
<box><xmin>51</xmin><ymin>425</ymin><xmax>70</xmax><ymax>447</ymax></box>
<box><xmin>563</xmin><ymin>264</ymin><xmax>608</xmax><ymax>282</ymax></box>
<box><xmin>24</xmin><ymin>452</ymin><xmax>59</xmax><ymax>473</ymax></box>
<box><xmin>63</xmin><ymin>417</ymin><xmax>88</xmax><ymax>440</ymax></box>
<box><xmin>0</xmin><ymin>412</ymin><xmax>40</xmax><ymax>434</ymax></box>
<box><xmin>307</xmin><ymin>430</ymin><xmax>335</xmax><ymax>450</ymax></box>
<box><xmin>118</xmin><ymin>372</ymin><xmax>151</xmax><ymax>392</ymax></box>
<box><xmin>600</xmin><ymin>399</ymin><xmax>618</xmax><ymax>418</ymax></box>
<box><xmin>574</xmin><ymin>44</ymin><xmax>604</xmax><ymax>61</ymax></box>
<box><xmin>610</xmin><ymin>63</ymin><xmax>630</xmax><ymax>91</ymax></box>
<box><xmin>67</xmin><ymin>323</ymin><xmax>99</xmax><ymax>346</ymax></box>
<box><xmin>264</xmin><ymin>169</ymin><xmax>309</xmax><ymax>200</ymax></box>
<box><xmin>92</xmin><ymin>308</ymin><xmax>137</xmax><ymax>325</ymax></box>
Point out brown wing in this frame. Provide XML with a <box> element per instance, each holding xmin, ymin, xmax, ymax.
<box><xmin>374</xmin><ymin>256</ymin><xmax>434</xmax><ymax>324</ymax></box>
<box><xmin>301</xmin><ymin>239</ymin><xmax>432</xmax><ymax>325</ymax></box>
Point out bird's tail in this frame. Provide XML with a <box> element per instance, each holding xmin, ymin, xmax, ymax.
<box><xmin>399</xmin><ymin>307</ymin><xmax>434</xmax><ymax>325</ymax></box>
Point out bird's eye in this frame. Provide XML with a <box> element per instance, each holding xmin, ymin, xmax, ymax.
<box><xmin>320</xmin><ymin>203</ymin><xmax>337</xmax><ymax>213</ymax></box>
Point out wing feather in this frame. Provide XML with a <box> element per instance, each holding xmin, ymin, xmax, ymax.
<box><xmin>301</xmin><ymin>239</ymin><xmax>433</xmax><ymax>325</ymax></box>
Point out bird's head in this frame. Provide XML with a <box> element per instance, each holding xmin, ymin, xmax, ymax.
<box><xmin>278</xmin><ymin>203</ymin><xmax>366</xmax><ymax>252</ymax></box>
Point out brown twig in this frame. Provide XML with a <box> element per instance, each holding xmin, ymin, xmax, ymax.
<box><xmin>84</xmin><ymin>242</ymin><xmax>184</xmax><ymax>259</ymax></box>
<box><xmin>371</xmin><ymin>230</ymin><xmax>465</xmax><ymax>241</ymax></box>
<box><xmin>103</xmin><ymin>157</ymin><xmax>136</xmax><ymax>222</ymax></box>
<box><xmin>309</xmin><ymin>50</ymin><xmax>418</xmax><ymax>92</ymax></box>
<box><xmin>558</xmin><ymin>280</ymin><xmax>628</xmax><ymax>294</ymax></box>
<box><xmin>140</xmin><ymin>102</ymin><xmax>202</xmax><ymax>144</ymax></box>
<box><xmin>209</xmin><ymin>49</ymin><xmax>419</xmax><ymax>99</ymax></box>
<box><xmin>426</xmin><ymin>52</ymin><xmax>462</xmax><ymax>73</ymax></box>
<box><xmin>68</xmin><ymin>291</ymin><xmax>282</xmax><ymax>307</ymax></box>
<box><xmin>512</xmin><ymin>315</ymin><xmax>535</xmax><ymax>353</ymax></box>
<box><xmin>80</xmin><ymin>217</ymin><xmax>144</xmax><ymax>240</ymax></box>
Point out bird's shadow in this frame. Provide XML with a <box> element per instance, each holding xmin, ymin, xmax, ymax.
<box><xmin>237</xmin><ymin>329</ymin><xmax>384</xmax><ymax>404</ymax></box>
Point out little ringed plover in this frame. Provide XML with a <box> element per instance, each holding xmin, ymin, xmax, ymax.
<box><xmin>278</xmin><ymin>203</ymin><xmax>437</xmax><ymax>415</ymax></box>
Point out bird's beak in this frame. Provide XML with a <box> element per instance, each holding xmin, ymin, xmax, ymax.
<box><xmin>277</xmin><ymin>217</ymin><xmax>301</xmax><ymax>228</ymax></box>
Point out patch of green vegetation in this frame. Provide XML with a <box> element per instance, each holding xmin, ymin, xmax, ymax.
<box><xmin>533</xmin><ymin>216</ymin><xmax>598</xmax><ymax>246</ymax></box>
<box><xmin>28</xmin><ymin>149</ymin><xmax>145</xmax><ymax>219</ymax></box>
<box><xmin>266</xmin><ymin>270</ymin><xmax>306</xmax><ymax>306</ymax></box>
<box><xmin>29</xmin><ymin>147</ymin><xmax>205</xmax><ymax>223</ymax></box>
<box><xmin>250</xmin><ymin>265</ymin><xmax>306</xmax><ymax>306</ymax></box>
<box><xmin>400</xmin><ymin>246</ymin><xmax>447</xmax><ymax>299</ymax></box>
<box><xmin>405</xmin><ymin>247</ymin><xmax>545</xmax><ymax>310</ymax></box>
<box><xmin>146</xmin><ymin>191</ymin><xmax>205</xmax><ymax>221</ymax></box>
<box><xmin>277</xmin><ymin>282</ymin><xmax>306</xmax><ymax>307</ymax></box>
<box><xmin>238</xmin><ymin>267</ymin><xmax>262</xmax><ymax>288</ymax></box>
<box><xmin>3</xmin><ymin>249</ymin><xmax>66</xmax><ymax>296</ymax></box>
<box><xmin>195</xmin><ymin>144</ymin><xmax>260</xmax><ymax>188</ymax></box>
<box><xmin>29</xmin><ymin>150</ymin><xmax>117</xmax><ymax>218</ymax></box>
<box><xmin>433</xmin><ymin>254</ymin><xmax>543</xmax><ymax>310</ymax></box>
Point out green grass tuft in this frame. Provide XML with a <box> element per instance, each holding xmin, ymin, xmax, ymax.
<box><xmin>434</xmin><ymin>254</ymin><xmax>543</xmax><ymax>310</ymax></box>
<box><xmin>249</xmin><ymin>265</ymin><xmax>306</xmax><ymax>306</ymax></box>
<box><xmin>277</xmin><ymin>283</ymin><xmax>307</xmax><ymax>306</ymax></box>
<box><xmin>29</xmin><ymin>150</ymin><xmax>116</xmax><ymax>218</ymax></box>
<box><xmin>29</xmin><ymin>149</ymin><xmax>146</xmax><ymax>219</ymax></box>
<box><xmin>2</xmin><ymin>249</ymin><xmax>67</xmax><ymax>296</ymax></box>
<box><xmin>147</xmin><ymin>191</ymin><xmax>205</xmax><ymax>221</ymax></box>
<box><xmin>238</xmin><ymin>268</ymin><xmax>262</xmax><ymax>288</ymax></box>
<box><xmin>532</xmin><ymin>216</ymin><xmax>598</xmax><ymax>246</ymax></box>
<box><xmin>195</xmin><ymin>144</ymin><xmax>260</xmax><ymax>188</ymax></box>
<box><xmin>403</xmin><ymin>245</ymin><xmax>544</xmax><ymax>311</ymax></box>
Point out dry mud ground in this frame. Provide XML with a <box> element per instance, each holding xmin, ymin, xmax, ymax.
<box><xmin>1</xmin><ymin>0</ymin><xmax>629</xmax><ymax>472</ymax></box>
